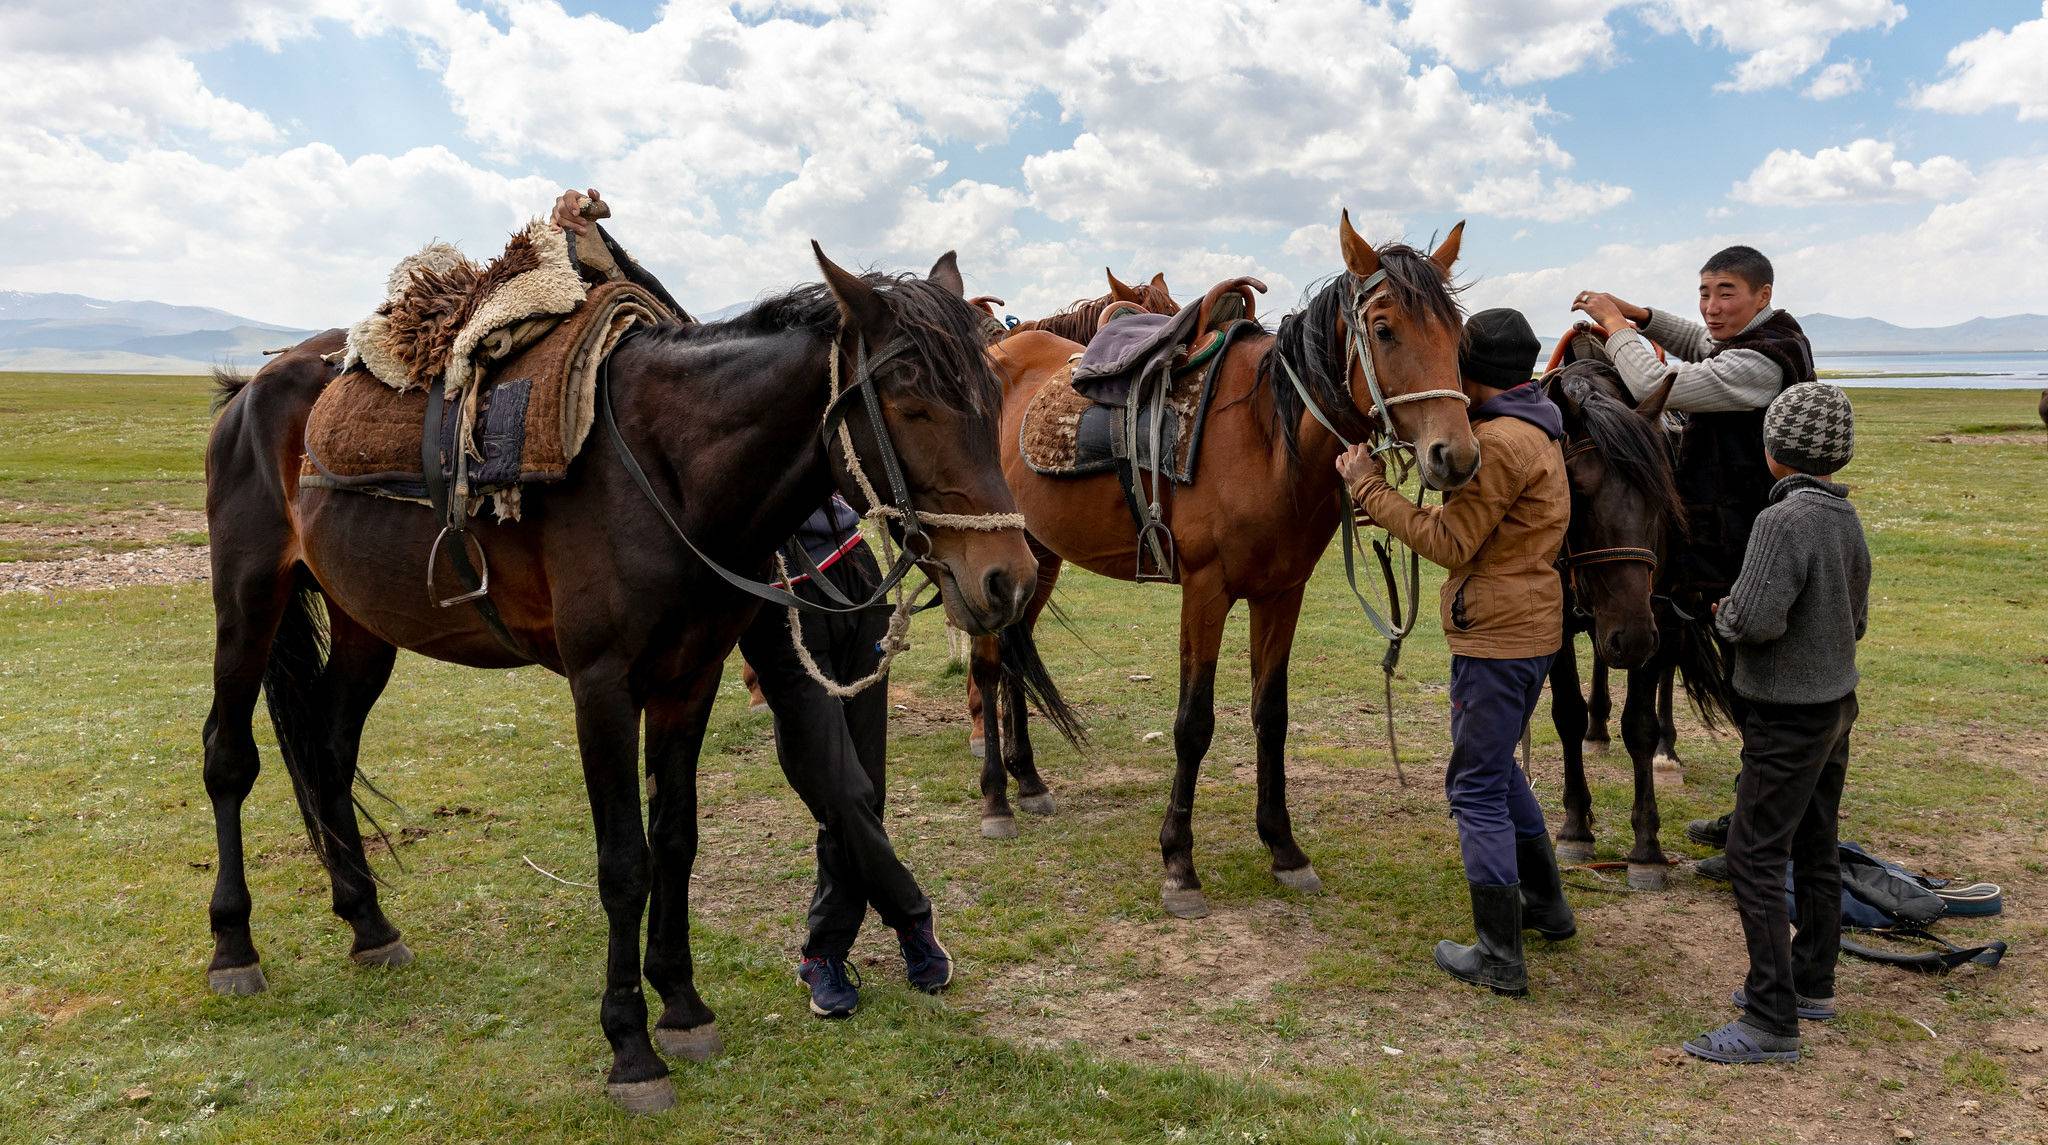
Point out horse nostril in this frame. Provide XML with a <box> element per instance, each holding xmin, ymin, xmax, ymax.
<box><xmin>1428</xmin><ymin>442</ymin><xmax>1449</xmax><ymax>472</ymax></box>
<box><xmin>982</xmin><ymin>567</ymin><xmax>1014</xmax><ymax>611</ymax></box>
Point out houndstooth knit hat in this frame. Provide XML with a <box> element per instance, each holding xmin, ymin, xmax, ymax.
<box><xmin>1764</xmin><ymin>382</ymin><xmax>1854</xmax><ymax>475</ymax></box>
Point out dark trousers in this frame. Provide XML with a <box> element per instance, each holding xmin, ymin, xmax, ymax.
<box><xmin>1446</xmin><ymin>653</ymin><xmax>1554</xmax><ymax>886</ymax></box>
<box><xmin>737</xmin><ymin>546</ymin><xmax>929</xmax><ymax>960</ymax></box>
<box><xmin>1725</xmin><ymin>691</ymin><xmax>1856</xmax><ymax>1038</ymax></box>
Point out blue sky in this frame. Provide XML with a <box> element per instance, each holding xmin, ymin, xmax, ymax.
<box><xmin>3</xmin><ymin>1</ymin><xmax>2045</xmax><ymax>330</ymax></box>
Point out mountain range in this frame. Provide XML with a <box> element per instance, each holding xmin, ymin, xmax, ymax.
<box><xmin>2</xmin><ymin>290</ymin><xmax>2043</xmax><ymax>374</ymax></box>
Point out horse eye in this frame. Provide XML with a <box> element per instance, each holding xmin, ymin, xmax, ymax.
<box><xmin>1374</xmin><ymin>324</ymin><xmax>1395</xmax><ymax>343</ymax></box>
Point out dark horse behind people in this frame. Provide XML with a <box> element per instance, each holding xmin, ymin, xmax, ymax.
<box><xmin>1541</xmin><ymin>359</ymin><xmax>1734</xmax><ymax>888</ymax></box>
<box><xmin>972</xmin><ymin>214</ymin><xmax>1480</xmax><ymax>919</ymax></box>
<box><xmin>201</xmin><ymin>247</ymin><xmax>1038</xmax><ymax>1112</ymax></box>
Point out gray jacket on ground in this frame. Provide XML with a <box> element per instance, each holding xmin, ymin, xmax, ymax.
<box><xmin>1714</xmin><ymin>474</ymin><xmax>1871</xmax><ymax>704</ymax></box>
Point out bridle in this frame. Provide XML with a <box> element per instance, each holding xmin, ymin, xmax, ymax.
<box><xmin>1276</xmin><ymin>267</ymin><xmax>1471</xmax><ymax>785</ymax></box>
<box><xmin>1556</xmin><ymin>438</ymin><xmax>1660</xmax><ymax>621</ymax></box>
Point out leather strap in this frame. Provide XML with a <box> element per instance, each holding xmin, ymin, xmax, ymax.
<box><xmin>421</xmin><ymin>376</ymin><xmax>526</xmax><ymax>656</ymax></box>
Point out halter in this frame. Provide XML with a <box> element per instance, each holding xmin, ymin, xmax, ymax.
<box><xmin>1275</xmin><ymin>267</ymin><xmax>1472</xmax><ymax>786</ymax></box>
<box><xmin>1556</xmin><ymin>438</ymin><xmax>1660</xmax><ymax>617</ymax></box>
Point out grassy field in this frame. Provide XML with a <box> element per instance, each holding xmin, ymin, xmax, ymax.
<box><xmin>2</xmin><ymin>374</ymin><xmax>2045</xmax><ymax>1143</ymax></box>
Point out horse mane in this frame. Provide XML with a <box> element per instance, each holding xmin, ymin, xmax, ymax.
<box><xmin>633</xmin><ymin>273</ymin><xmax>1002</xmax><ymax>418</ymax></box>
<box><xmin>1256</xmin><ymin>244</ymin><xmax>1463</xmax><ymax>462</ymax></box>
<box><xmin>1556</xmin><ymin>361</ymin><xmax>1687</xmax><ymax>530</ymax></box>
<box><xmin>1013</xmin><ymin>278</ymin><xmax>1179</xmax><ymax>343</ymax></box>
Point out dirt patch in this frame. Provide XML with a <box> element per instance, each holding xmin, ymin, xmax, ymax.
<box><xmin>1</xmin><ymin>545</ymin><xmax>211</xmax><ymax>593</ymax></box>
<box><xmin>1924</xmin><ymin>432</ymin><xmax>2048</xmax><ymax>446</ymax></box>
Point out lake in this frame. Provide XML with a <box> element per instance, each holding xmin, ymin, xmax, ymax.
<box><xmin>1814</xmin><ymin>350</ymin><xmax>2048</xmax><ymax>389</ymax></box>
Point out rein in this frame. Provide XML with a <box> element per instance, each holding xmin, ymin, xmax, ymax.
<box><xmin>1556</xmin><ymin>439</ymin><xmax>1662</xmax><ymax>621</ymax></box>
<box><xmin>1277</xmin><ymin>268</ymin><xmax>1471</xmax><ymax>786</ymax></box>
<box><xmin>599</xmin><ymin>322</ymin><xmax>1022</xmax><ymax>696</ymax></box>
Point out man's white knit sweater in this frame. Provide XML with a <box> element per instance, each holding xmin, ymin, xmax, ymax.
<box><xmin>1605</xmin><ymin>307</ymin><xmax>1787</xmax><ymax>413</ymax></box>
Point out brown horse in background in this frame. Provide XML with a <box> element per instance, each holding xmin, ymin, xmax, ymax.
<box><xmin>200</xmin><ymin>248</ymin><xmax>1035</xmax><ymax>1111</ymax></box>
<box><xmin>974</xmin><ymin>215</ymin><xmax>1480</xmax><ymax>918</ymax></box>
<box><xmin>962</xmin><ymin>270</ymin><xmax>1184</xmax><ymax>762</ymax></box>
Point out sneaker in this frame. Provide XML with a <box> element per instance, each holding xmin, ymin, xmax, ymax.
<box><xmin>1685</xmin><ymin>812</ymin><xmax>1732</xmax><ymax>848</ymax></box>
<box><xmin>1695</xmin><ymin>854</ymin><xmax>1730</xmax><ymax>882</ymax></box>
<box><xmin>896</xmin><ymin>916</ymin><xmax>954</xmax><ymax>994</ymax></box>
<box><xmin>796</xmin><ymin>955</ymin><xmax>861</xmax><ymax>1019</ymax></box>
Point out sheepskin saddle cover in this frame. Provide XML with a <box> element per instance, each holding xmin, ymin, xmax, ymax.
<box><xmin>343</xmin><ymin>219</ymin><xmax>589</xmax><ymax>395</ymax></box>
<box><xmin>301</xmin><ymin>281</ymin><xmax>671</xmax><ymax>515</ymax></box>
<box><xmin>1017</xmin><ymin>315</ymin><xmax>1256</xmax><ymax>484</ymax></box>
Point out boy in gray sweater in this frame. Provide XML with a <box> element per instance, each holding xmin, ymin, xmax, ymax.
<box><xmin>1684</xmin><ymin>383</ymin><xmax>1870</xmax><ymax>1065</ymax></box>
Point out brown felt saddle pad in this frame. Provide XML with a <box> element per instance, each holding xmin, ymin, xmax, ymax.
<box><xmin>302</xmin><ymin>281</ymin><xmax>669</xmax><ymax>514</ymax></box>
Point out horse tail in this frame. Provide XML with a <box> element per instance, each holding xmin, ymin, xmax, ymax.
<box><xmin>211</xmin><ymin>365</ymin><xmax>252</xmax><ymax>414</ymax></box>
<box><xmin>997</xmin><ymin>620</ymin><xmax>1086</xmax><ymax>748</ymax></box>
<box><xmin>260</xmin><ymin>572</ymin><xmax>395</xmax><ymax>880</ymax></box>
<box><xmin>1672</xmin><ymin>608</ymin><xmax>1734</xmax><ymax>730</ymax></box>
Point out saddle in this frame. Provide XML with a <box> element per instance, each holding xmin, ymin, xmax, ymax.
<box><xmin>1019</xmin><ymin>276</ymin><xmax>1264</xmax><ymax>579</ymax></box>
<box><xmin>302</xmin><ymin>280</ymin><xmax>671</xmax><ymax>519</ymax></box>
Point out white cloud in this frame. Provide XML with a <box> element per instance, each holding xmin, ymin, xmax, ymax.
<box><xmin>1473</xmin><ymin>155</ymin><xmax>2048</xmax><ymax>327</ymax></box>
<box><xmin>1732</xmin><ymin>140</ymin><xmax>1973</xmax><ymax>206</ymax></box>
<box><xmin>1459</xmin><ymin>174</ymin><xmax>1634</xmax><ymax>221</ymax></box>
<box><xmin>1804</xmin><ymin>59</ymin><xmax>1868</xmax><ymax>100</ymax></box>
<box><xmin>1914</xmin><ymin>2</ymin><xmax>2048</xmax><ymax>122</ymax></box>
<box><xmin>1399</xmin><ymin>0</ymin><xmax>1633</xmax><ymax>85</ymax></box>
<box><xmin>1642</xmin><ymin>0</ymin><xmax>1903</xmax><ymax>91</ymax></box>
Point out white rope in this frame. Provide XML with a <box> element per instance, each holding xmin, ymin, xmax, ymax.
<box><xmin>825</xmin><ymin>342</ymin><xmax>1023</xmax><ymax>534</ymax></box>
<box><xmin>776</xmin><ymin>552</ymin><xmax>915</xmax><ymax>699</ymax></box>
<box><xmin>1380</xmin><ymin>388</ymin><xmax>1469</xmax><ymax>407</ymax></box>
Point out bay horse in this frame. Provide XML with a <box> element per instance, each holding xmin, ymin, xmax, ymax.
<box><xmin>1540</xmin><ymin>359</ymin><xmax>1733</xmax><ymax>888</ymax></box>
<box><xmin>974</xmin><ymin>214</ymin><xmax>1480</xmax><ymax>918</ymax></box>
<box><xmin>962</xmin><ymin>271</ymin><xmax>1183</xmax><ymax>764</ymax></box>
<box><xmin>201</xmin><ymin>247</ymin><xmax>1036</xmax><ymax>1112</ymax></box>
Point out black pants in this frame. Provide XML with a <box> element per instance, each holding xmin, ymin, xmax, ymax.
<box><xmin>1725</xmin><ymin>691</ymin><xmax>1857</xmax><ymax>1037</ymax></box>
<box><xmin>737</xmin><ymin>546</ymin><xmax>929</xmax><ymax>959</ymax></box>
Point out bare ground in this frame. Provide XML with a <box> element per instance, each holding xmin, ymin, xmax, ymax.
<box><xmin>0</xmin><ymin>503</ymin><xmax>209</xmax><ymax>592</ymax></box>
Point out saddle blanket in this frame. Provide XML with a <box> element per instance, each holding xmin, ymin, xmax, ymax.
<box><xmin>301</xmin><ymin>281</ymin><xmax>669</xmax><ymax>517</ymax></box>
<box><xmin>1018</xmin><ymin>321</ymin><xmax>1253</xmax><ymax>484</ymax></box>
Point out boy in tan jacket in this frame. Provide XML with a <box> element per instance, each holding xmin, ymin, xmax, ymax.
<box><xmin>1337</xmin><ymin>308</ymin><xmax>1575</xmax><ymax>996</ymax></box>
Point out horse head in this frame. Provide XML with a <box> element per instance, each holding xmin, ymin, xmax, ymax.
<box><xmin>1337</xmin><ymin>210</ymin><xmax>1481</xmax><ymax>491</ymax></box>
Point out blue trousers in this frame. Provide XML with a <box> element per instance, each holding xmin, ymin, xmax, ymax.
<box><xmin>1447</xmin><ymin>653</ymin><xmax>1554</xmax><ymax>886</ymax></box>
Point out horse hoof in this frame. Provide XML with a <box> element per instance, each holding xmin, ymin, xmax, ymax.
<box><xmin>1017</xmin><ymin>792</ymin><xmax>1057</xmax><ymax>816</ymax></box>
<box><xmin>1273</xmin><ymin>864</ymin><xmax>1323</xmax><ymax>893</ymax></box>
<box><xmin>1555</xmin><ymin>840</ymin><xmax>1595</xmax><ymax>864</ymax></box>
<box><xmin>1626</xmin><ymin>863</ymin><xmax>1667</xmax><ymax>891</ymax></box>
<box><xmin>1583</xmin><ymin>738</ymin><xmax>1609</xmax><ymax>754</ymax></box>
<box><xmin>656</xmin><ymin>1022</ymin><xmax>722</xmax><ymax>1062</ymax></box>
<box><xmin>968</xmin><ymin>736</ymin><xmax>986</xmax><ymax>759</ymax></box>
<box><xmin>1652</xmin><ymin>754</ymin><xmax>1684</xmax><ymax>789</ymax></box>
<box><xmin>980</xmin><ymin>815</ymin><xmax>1018</xmax><ymax>839</ymax></box>
<box><xmin>1161</xmin><ymin>885</ymin><xmax>1211</xmax><ymax>920</ymax></box>
<box><xmin>350</xmin><ymin>939</ymin><xmax>414</xmax><ymax>969</ymax></box>
<box><xmin>207</xmin><ymin>963</ymin><xmax>267</xmax><ymax>996</ymax></box>
<box><xmin>606</xmin><ymin>1077</ymin><xmax>676</xmax><ymax>1115</ymax></box>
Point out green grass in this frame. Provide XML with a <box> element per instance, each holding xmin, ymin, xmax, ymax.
<box><xmin>3</xmin><ymin>380</ymin><xmax>2046</xmax><ymax>1143</ymax></box>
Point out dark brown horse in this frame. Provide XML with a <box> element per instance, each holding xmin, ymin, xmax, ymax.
<box><xmin>1540</xmin><ymin>360</ymin><xmax>1732</xmax><ymax>887</ymax></box>
<box><xmin>962</xmin><ymin>271</ymin><xmax>1184</xmax><ymax>763</ymax></box>
<box><xmin>973</xmin><ymin>214</ymin><xmax>1480</xmax><ymax>918</ymax></box>
<box><xmin>201</xmin><ymin>248</ymin><xmax>1036</xmax><ymax>1112</ymax></box>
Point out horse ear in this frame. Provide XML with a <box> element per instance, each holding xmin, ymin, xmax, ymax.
<box><xmin>1636</xmin><ymin>370</ymin><xmax>1676</xmax><ymax>422</ymax></box>
<box><xmin>928</xmin><ymin>250</ymin><xmax>965</xmax><ymax>297</ymax></box>
<box><xmin>1431</xmin><ymin>220</ymin><xmax>1466</xmax><ymax>276</ymax></box>
<box><xmin>1106</xmin><ymin>269</ymin><xmax>1141</xmax><ymax>303</ymax></box>
<box><xmin>814</xmin><ymin>241</ymin><xmax>887</xmax><ymax>331</ymax></box>
<box><xmin>1339</xmin><ymin>209</ymin><xmax>1380</xmax><ymax>279</ymax></box>
<box><xmin>1546</xmin><ymin>372</ymin><xmax>1582</xmax><ymax>420</ymax></box>
<box><xmin>1148</xmin><ymin>271</ymin><xmax>1169</xmax><ymax>297</ymax></box>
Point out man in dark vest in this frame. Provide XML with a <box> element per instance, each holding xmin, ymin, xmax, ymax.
<box><xmin>1572</xmin><ymin>246</ymin><xmax>1817</xmax><ymax>845</ymax></box>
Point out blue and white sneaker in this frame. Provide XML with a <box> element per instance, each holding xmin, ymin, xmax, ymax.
<box><xmin>896</xmin><ymin>916</ymin><xmax>954</xmax><ymax>994</ymax></box>
<box><xmin>797</xmin><ymin>955</ymin><xmax>861</xmax><ymax>1019</ymax></box>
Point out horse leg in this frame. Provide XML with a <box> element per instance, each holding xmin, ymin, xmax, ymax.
<box><xmin>966</xmin><ymin>663</ymin><xmax>987</xmax><ymax>759</ymax></box>
<box><xmin>1652</xmin><ymin>662</ymin><xmax>1683</xmax><ymax>785</ymax></box>
<box><xmin>569</xmin><ymin>668</ymin><xmax>670</xmax><ymax>1112</ymax></box>
<box><xmin>314</xmin><ymin>607</ymin><xmax>408</xmax><ymax>967</ymax></box>
<box><xmin>1004</xmin><ymin>548</ymin><xmax>1062</xmax><ymax>817</ymax></box>
<box><xmin>201</xmin><ymin>557</ymin><xmax>292</xmax><ymax>995</ymax></box>
<box><xmin>1248</xmin><ymin>585</ymin><xmax>1317</xmax><ymax>891</ymax></box>
<box><xmin>643</xmin><ymin>664</ymin><xmax>724</xmax><ymax>1064</ymax></box>
<box><xmin>1549</xmin><ymin>644</ymin><xmax>1596</xmax><ymax>863</ymax></box>
<box><xmin>970</xmin><ymin>634</ymin><xmax>1015</xmax><ymax>838</ymax></box>
<box><xmin>1160</xmin><ymin>578</ymin><xmax>1230</xmax><ymax>920</ymax></box>
<box><xmin>1585</xmin><ymin>657</ymin><xmax>1612</xmax><ymax>750</ymax></box>
<box><xmin>1620</xmin><ymin>663</ymin><xmax>1670</xmax><ymax>890</ymax></box>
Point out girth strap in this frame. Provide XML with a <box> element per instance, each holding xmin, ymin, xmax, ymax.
<box><xmin>420</xmin><ymin>375</ymin><xmax>527</xmax><ymax>657</ymax></box>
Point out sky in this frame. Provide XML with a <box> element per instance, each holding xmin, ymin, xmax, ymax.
<box><xmin>2</xmin><ymin>0</ymin><xmax>2046</xmax><ymax>332</ymax></box>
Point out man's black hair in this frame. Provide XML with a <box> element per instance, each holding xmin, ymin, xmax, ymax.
<box><xmin>1700</xmin><ymin>245</ymin><xmax>1774</xmax><ymax>289</ymax></box>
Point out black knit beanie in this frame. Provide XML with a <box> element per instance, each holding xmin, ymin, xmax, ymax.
<box><xmin>1460</xmin><ymin>308</ymin><xmax>1541</xmax><ymax>390</ymax></box>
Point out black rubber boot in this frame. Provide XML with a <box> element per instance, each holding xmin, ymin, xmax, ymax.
<box><xmin>1434</xmin><ymin>882</ymin><xmax>1528</xmax><ymax>996</ymax></box>
<box><xmin>1517</xmin><ymin>835</ymin><xmax>1578</xmax><ymax>941</ymax></box>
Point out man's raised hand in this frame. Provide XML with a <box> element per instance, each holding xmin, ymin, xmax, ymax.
<box><xmin>550</xmin><ymin>188</ymin><xmax>603</xmax><ymax>235</ymax></box>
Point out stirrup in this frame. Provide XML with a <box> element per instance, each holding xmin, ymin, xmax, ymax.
<box><xmin>426</xmin><ymin>525</ymin><xmax>491</xmax><ymax>607</ymax></box>
<box><xmin>1135</xmin><ymin>515</ymin><xmax>1176</xmax><ymax>582</ymax></box>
